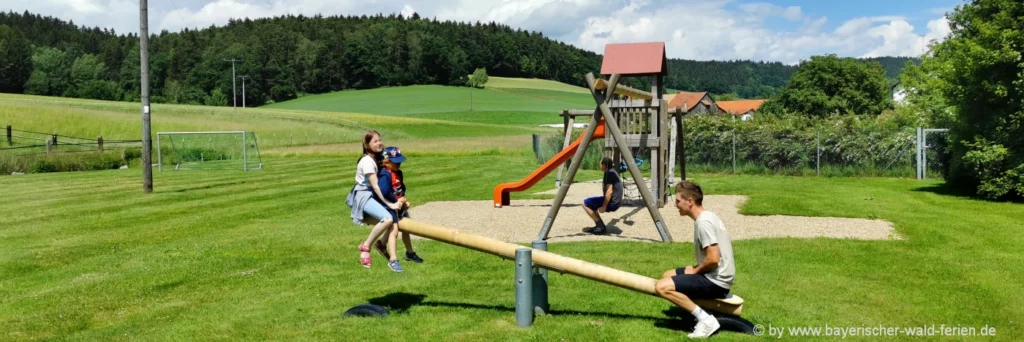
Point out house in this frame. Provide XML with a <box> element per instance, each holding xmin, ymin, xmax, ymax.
<box><xmin>717</xmin><ymin>99</ymin><xmax>766</xmax><ymax>121</ymax></box>
<box><xmin>667</xmin><ymin>91</ymin><xmax>717</xmax><ymax>114</ymax></box>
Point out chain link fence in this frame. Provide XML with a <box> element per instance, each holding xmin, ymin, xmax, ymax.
<box><xmin>534</xmin><ymin>120</ymin><xmax>952</xmax><ymax>180</ymax></box>
<box><xmin>685</xmin><ymin>125</ymin><xmax>953</xmax><ymax>178</ymax></box>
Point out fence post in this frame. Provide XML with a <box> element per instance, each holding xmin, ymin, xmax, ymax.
<box><xmin>731</xmin><ymin>130</ymin><xmax>736</xmax><ymax>173</ymax></box>
<box><xmin>97</xmin><ymin>136</ymin><xmax>104</xmax><ymax>152</ymax></box>
<box><xmin>532</xmin><ymin>134</ymin><xmax>542</xmax><ymax>164</ymax></box>
<box><xmin>46</xmin><ymin>138</ymin><xmax>53</xmax><ymax>155</ymax></box>
<box><xmin>816</xmin><ymin>130</ymin><xmax>821</xmax><ymax>177</ymax></box>
<box><xmin>921</xmin><ymin>126</ymin><xmax>929</xmax><ymax>180</ymax></box>
<box><xmin>52</xmin><ymin>134</ymin><xmax>58</xmax><ymax>147</ymax></box>
<box><xmin>5</xmin><ymin>125</ymin><xmax>11</xmax><ymax>145</ymax></box>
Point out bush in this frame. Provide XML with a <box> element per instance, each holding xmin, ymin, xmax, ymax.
<box><xmin>467</xmin><ymin>68</ymin><xmax>488</xmax><ymax>88</ymax></box>
<box><xmin>683</xmin><ymin>113</ymin><xmax>916</xmax><ymax>177</ymax></box>
<box><xmin>961</xmin><ymin>138</ymin><xmax>1024</xmax><ymax>200</ymax></box>
<box><xmin>1</xmin><ymin>151</ymin><xmax>130</xmax><ymax>175</ymax></box>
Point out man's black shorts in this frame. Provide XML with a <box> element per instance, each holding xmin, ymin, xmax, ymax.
<box><xmin>672</xmin><ymin>268</ymin><xmax>730</xmax><ymax>299</ymax></box>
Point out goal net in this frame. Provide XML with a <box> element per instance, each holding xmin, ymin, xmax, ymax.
<box><xmin>157</xmin><ymin>131</ymin><xmax>262</xmax><ymax>171</ymax></box>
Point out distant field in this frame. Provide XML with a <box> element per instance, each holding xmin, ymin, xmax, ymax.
<box><xmin>264</xmin><ymin>85</ymin><xmax>593</xmax><ymax>115</ymax></box>
<box><xmin>0</xmin><ymin>94</ymin><xmax>545</xmax><ymax>148</ymax></box>
<box><xmin>485</xmin><ymin>77</ymin><xmax>590</xmax><ymax>94</ymax></box>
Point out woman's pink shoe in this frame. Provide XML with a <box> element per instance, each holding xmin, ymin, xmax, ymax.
<box><xmin>358</xmin><ymin>243</ymin><xmax>372</xmax><ymax>268</ymax></box>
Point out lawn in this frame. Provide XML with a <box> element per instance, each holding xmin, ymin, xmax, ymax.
<box><xmin>1</xmin><ymin>152</ymin><xmax>1021</xmax><ymax>341</ymax></box>
<box><xmin>0</xmin><ymin>94</ymin><xmax>546</xmax><ymax>148</ymax></box>
<box><xmin>263</xmin><ymin>85</ymin><xmax>594</xmax><ymax>115</ymax></box>
<box><xmin>485</xmin><ymin>77</ymin><xmax>591</xmax><ymax>94</ymax></box>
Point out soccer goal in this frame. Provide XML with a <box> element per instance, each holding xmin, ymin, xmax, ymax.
<box><xmin>156</xmin><ymin>131</ymin><xmax>262</xmax><ymax>171</ymax></box>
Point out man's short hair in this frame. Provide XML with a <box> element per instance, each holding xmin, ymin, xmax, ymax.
<box><xmin>675</xmin><ymin>181</ymin><xmax>704</xmax><ymax>206</ymax></box>
<box><xmin>601</xmin><ymin>157</ymin><xmax>614</xmax><ymax>170</ymax></box>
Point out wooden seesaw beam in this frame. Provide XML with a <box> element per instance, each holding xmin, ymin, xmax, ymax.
<box><xmin>397</xmin><ymin>219</ymin><xmax>743</xmax><ymax>315</ymax></box>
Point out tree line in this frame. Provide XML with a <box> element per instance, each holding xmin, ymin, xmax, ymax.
<box><xmin>0</xmin><ymin>10</ymin><xmax>917</xmax><ymax>106</ymax></box>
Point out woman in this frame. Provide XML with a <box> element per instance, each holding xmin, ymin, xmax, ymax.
<box><xmin>346</xmin><ymin>130</ymin><xmax>404</xmax><ymax>270</ymax></box>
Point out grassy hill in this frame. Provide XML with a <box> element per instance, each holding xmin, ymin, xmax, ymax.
<box><xmin>0</xmin><ymin>94</ymin><xmax>548</xmax><ymax>150</ymax></box>
<box><xmin>485</xmin><ymin>77</ymin><xmax>591</xmax><ymax>94</ymax></box>
<box><xmin>264</xmin><ymin>84</ymin><xmax>593</xmax><ymax>116</ymax></box>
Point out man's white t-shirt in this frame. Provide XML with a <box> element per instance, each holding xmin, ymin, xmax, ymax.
<box><xmin>694</xmin><ymin>210</ymin><xmax>736</xmax><ymax>289</ymax></box>
<box><xmin>355</xmin><ymin>155</ymin><xmax>377</xmax><ymax>186</ymax></box>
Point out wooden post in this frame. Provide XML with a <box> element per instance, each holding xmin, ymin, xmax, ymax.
<box><xmin>5</xmin><ymin>125</ymin><xmax>11</xmax><ymax>145</ymax></box>
<box><xmin>668</xmin><ymin>108</ymin><xmax>678</xmax><ymax>188</ymax></box>
<box><xmin>537</xmin><ymin>73</ymin><xmax>618</xmax><ymax>239</ymax></box>
<box><xmin>52</xmin><ymin>134</ymin><xmax>57</xmax><ymax>147</ymax></box>
<box><xmin>650</xmin><ymin>75</ymin><xmax>660</xmax><ymax>206</ymax></box>
<box><xmin>97</xmin><ymin>136</ymin><xmax>104</xmax><ymax>152</ymax></box>
<box><xmin>659</xmin><ymin>98</ymin><xmax>669</xmax><ymax>205</ymax></box>
<box><xmin>46</xmin><ymin>138</ymin><xmax>53</xmax><ymax>155</ymax></box>
<box><xmin>680</xmin><ymin>115</ymin><xmax>687</xmax><ymax>180</ymax></box>
<box><xmin>556</xmin><ymin>112</ymin><xmax>575</xmax><ymax>187</ymax></box>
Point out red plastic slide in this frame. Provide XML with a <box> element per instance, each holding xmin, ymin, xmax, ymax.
<box><xmin>493</xmin><ymin>121</ymin><xmax>605</xmax><ymax>208</ymax></box>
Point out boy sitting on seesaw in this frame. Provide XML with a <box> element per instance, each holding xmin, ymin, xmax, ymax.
<box><xmin>655</xmin><ymin>181</ymin><xmax>736</xmax><ymax>338</ymax></box>
<box><xmin>373</xmin><ymin>146</ymin><xmax>424</xmax><ymax>273</ymax></box>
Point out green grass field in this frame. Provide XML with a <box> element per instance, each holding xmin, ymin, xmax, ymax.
<box><xmin>264</xmin><ymin>85</ymin><xmax>594</xmax><ymax>115</ymax></box>
<box><xmin>1</xmin><ymin>152</ymin><xmax>1021</xmax><ymax>340</ymax></box>
<box><xmin>0</xmin><ymin>94</ymin><xmax>547</xmax><ymax>149</ymax></box>
<box><xmin>485</xmin><ymin>77</ymin><xmax>591</xmax><ymax>94</ymax></box>
<box><xmin>2</xmin><ymin>81</ymin><xmax>1022</xmax><ymax>340</ymax></box>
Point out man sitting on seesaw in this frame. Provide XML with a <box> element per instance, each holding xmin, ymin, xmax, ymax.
<box><xmin>655</xmin><ymin>181</ymin><xmax>736</xmax><ymax>339</ymax></box>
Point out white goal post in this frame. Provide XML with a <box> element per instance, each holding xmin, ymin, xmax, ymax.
<box><xmin>156</xmin><ymin>131</ymin><xmax>262</xmax><ymax>172</ymax></box>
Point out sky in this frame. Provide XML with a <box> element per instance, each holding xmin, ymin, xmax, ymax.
<box><xmin>1</xmin><ymin>0</ymin><xmax>963</xmax><ymax>64</ymax></box>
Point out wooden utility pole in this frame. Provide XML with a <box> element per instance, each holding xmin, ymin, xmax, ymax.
<box><xmin>141</xmin><ymin>0</ymin><xmax>153</xmax><ymax>193</ymax></box>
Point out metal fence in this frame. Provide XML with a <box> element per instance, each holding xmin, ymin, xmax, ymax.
<box><xmin>917</xmin><ymin>128</ymin><xmax>950</xmax><ymax>180</ymax></box>
<box><xmin>683</xmin><ymin>126</ymin><xmax>950</xmax><ymax>178</ymax></box>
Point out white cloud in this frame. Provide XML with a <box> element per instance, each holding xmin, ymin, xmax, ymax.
<box><xmin>400</xmin><ymin>5</ymin><xmax>417</xmax><ymax>18</ymax></box>
<box><xmin>738</xmin><ymin>3</ymin><xmax>803</xmax><ymax>21</ymax></box>
<box><xmin>4</xmin><ymin>0</ymin><xmax>954</xmax><ymax>64</ymax></box>
<box><xmin>61</xmin><ymin>0</ymin><xmax>104</xmax><ymax>14</ymax></box>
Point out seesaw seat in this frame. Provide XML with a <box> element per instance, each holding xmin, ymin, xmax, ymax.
<box><xmin>692</xmin><ymin>294</ymin><xmax>744</xmax><ymax>316</ymax></box>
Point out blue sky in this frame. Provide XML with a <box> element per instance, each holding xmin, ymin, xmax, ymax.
<box><xmin>0</xmin><ymin>0</ymin><xmax>961</xmax><ymax>64</ymax></box>
<box><xmin>752</xmin><ymin>0</ymin><xmax>957</xmax><ymax>32</ymax></box>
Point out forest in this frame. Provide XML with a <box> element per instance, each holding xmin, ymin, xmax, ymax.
<box><xmin>0</xmin><ymin>11</ymin><xmax>917</xmax><ymax>106</ymax></box>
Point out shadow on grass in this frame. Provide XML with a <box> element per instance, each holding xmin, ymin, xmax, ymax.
<box><xmin>911</xmin><ymin>182</ymin><xmax>1023</xmax><ymax>203</ymax></box>
<box><xmin>911</xmin><ymin>182</ymin><xmax>972</xmax><ymax>198</ymax></box>
<box><xmin>368</xmin><ymin>292</ymin><xmax>703</xmax><ymax>332</ymax></box>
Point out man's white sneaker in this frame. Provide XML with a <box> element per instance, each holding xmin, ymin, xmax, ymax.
<box><xmin>687</xmin><ymin>317</ymin><xmax>720</xmax><ymax>338</ymax></box>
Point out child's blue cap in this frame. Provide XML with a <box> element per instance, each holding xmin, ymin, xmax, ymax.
<box><xmin>383</xmin><ymin>146</ymin><xmax>407</xmax><ymax>163</ymax></box>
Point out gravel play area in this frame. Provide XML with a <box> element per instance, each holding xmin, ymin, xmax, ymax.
<box><xmin>410</xmin><ymin>180</ymin><xmax>899</xmax><ymax>243</ymax></box>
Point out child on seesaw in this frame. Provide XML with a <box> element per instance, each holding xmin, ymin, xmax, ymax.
<box><xmin>373</xmin><ymin>146</ymin><xmax>424</xmax><ymax>272</ymax></box>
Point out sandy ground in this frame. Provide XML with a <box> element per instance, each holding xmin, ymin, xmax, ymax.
<box><xmin>411</xmin><ymin>180</ymin><xmax>899</xmax><ymax>243</ymax></box>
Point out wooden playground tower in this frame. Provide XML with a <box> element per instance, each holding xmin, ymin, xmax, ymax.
<box><xmin>511</xmin><ymin>42</ymin><xmax>684</xmax><ymax>243</ymax></box>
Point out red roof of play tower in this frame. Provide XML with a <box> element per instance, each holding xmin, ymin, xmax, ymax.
<box><xmin>600</xmin><ymin>42</ymin><xmax>667</xmax><ymax>76</ymax></box>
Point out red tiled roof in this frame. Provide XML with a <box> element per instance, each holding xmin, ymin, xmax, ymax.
<box><xmin>600</xmin><ymin>42</ymin><xmax>667</xmax><ymax>76</ymax></box>
<box><xmin>667</xmin><ymin>91</ymin><xmax>709</xmax><ymax>111</ymax></box>
<box><xmin>717</xmin><ymin>100</ymin><xmax>767</xmax><ymax>115</ymax></box>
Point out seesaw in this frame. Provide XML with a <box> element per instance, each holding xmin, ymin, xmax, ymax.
<box><xmin>347</xmin><ymin>219</ymin><xmax>756</xmax><ymax>335</ymax></box>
